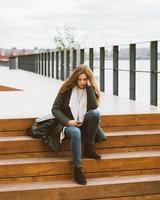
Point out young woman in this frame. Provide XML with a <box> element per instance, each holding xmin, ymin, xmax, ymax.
<box><xmin>51</xmin><ymin>64</ymin><xmax>107</xmax><ymax>185</ymax></box>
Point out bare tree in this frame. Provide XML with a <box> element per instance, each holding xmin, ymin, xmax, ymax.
<box><xmin>51</xmin><ymin>26</ymin><xmax>81</xmax><ymax>50</ymax></box>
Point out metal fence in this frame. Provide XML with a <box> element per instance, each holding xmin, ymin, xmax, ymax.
<box><xmin>12</xmin><ymin>40</ymin><xmax>160</xmax><ymax>106</ymax></box>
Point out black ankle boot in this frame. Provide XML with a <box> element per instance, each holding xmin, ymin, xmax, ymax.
<box><xmin>83</xmin><ymin>144</ymin><xmax>101</xmax><ymax>160</ymax></box>
<box><xmin>74</xmin><ymin>166</ymin><xmax>87</xmax><ymax>185</ymax></box>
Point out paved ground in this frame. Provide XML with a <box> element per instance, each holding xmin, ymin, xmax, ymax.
<box><xmin>0</xmin><ymin>66</ymin><xmax>160</xmax><ymax>119</ymax></box>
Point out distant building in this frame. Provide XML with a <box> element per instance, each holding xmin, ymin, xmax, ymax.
<box><xmin>0</xmin><ymin>55</ymin><xmax>9</xmax><ymax>62</ymax></box>
<box><xmin>0</xmin><ymin>48</ymin><xmax>9</xmax><ymax>62</ymax></box>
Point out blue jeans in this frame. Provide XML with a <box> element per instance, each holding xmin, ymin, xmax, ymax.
<box><xmin>64</xmin><ymin>108</ymin><xmax>100</xmax><ymax>167</ymax></box>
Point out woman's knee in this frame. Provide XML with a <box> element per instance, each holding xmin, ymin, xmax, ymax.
<box><xmin>70</xmin><ymin>127</ymin><xmax>81</xmax><ymax>140</ymax></box>
<box><xmin>88</xmin><ymin>108</ymin><xmax>100</xmax><ymax>118</ymax></box>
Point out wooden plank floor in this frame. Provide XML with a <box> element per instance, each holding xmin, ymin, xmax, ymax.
<box><xmin>0</xmin><ymin>85</ymin><xmax>22</xmax><ymax>91</ymax></box>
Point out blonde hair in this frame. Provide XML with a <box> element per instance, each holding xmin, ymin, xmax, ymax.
<box><xmin>59</xmin><ymin>64</ymin><xmax>101</xmax><ymax>105</ymax></box>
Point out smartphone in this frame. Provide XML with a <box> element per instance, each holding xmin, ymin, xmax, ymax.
<box><xmin>76</xmin><ymin>121</ymin><xmax>82</xmax><ymax>124</ymax></box>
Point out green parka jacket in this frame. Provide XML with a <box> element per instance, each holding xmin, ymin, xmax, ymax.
<box><xmin>49</xmin><ymin>85</ymin><xmax>107</xmax><ymax>152</ymax></box>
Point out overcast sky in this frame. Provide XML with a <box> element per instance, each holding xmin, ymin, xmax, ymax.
<box><xmin>0</xmin><ymin>0</ymin><xmax>160</xmax><ymax>49</ymax></box>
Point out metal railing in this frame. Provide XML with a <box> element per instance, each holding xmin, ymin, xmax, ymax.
<box><xmin>11</xmin><ymin>40</ymin><xmax>160</xmax><ymax>106</ymax></box>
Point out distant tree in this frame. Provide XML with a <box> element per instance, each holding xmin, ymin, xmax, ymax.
<box><xmin>51</xmin><ymin>26</ymin><xmax>81</xmax><ymax>50</ymax></box>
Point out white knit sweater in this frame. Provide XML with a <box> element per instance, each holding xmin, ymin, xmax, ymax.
<box><xmin>60</xmin><ymin>85</ymin><xmax>87</xmax><ymax>143</ymax></box>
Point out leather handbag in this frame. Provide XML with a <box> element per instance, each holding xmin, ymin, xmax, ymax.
<box><xmin>27</xmin><ymin>114</ymin><xmax>58</xmax><ymax>138</ymax></box>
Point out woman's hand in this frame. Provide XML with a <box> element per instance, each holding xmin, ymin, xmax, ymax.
<box><xmin>66</xmin><ymin>120</ymin><xmax>82</xmax><ymax>127</ymax></box>
<box><xmin>87</xmin><ymin>79</ymin><xmax>91</xmax><ymax>86</ymax></box>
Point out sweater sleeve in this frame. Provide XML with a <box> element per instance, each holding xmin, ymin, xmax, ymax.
<box><xmin>51</xmin><ymin>92</ymin><xmax>70</xmax><ymax>126</ymax></box>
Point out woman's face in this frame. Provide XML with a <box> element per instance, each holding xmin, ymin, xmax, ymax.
<box><xmin>76</xmin><ymin>73</ymin><xmax>88</xmax><ymax>89</ymax></box>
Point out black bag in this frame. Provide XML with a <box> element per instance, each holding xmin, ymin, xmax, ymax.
<box><xmin>27</xmin><ymin>115</ymin><xmax>58</xmax><ymax>139</ymax></box>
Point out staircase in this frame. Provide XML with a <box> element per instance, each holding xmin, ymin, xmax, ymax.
<box><xmin>0</xmin><ymin>113</ymin><xmax>160</xmax><ymax>200</ymax></box>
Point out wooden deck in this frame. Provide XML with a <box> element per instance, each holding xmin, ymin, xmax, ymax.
<box><xmin>0</xmin><ymin>66</ymin><xmax>160</xmax><ymax>199</ymax></box>
<box><xmin>0</xmin><ymin>66</ymin><xmax>160</xmax><ymax>119</ymax></box>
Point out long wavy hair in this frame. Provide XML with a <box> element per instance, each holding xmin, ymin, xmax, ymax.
<box><xmin>59</xmin><ymin>64</ymin><xmax>101</xmax><ymax>105</ymax></box>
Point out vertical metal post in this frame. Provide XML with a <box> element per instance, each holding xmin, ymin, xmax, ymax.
<box><xmin>43</xmin><ymin>52</ymin><xmax>45</xmax><ymax>76</ymax></box>
<box><xmin>48</xmin><ymin>51</ymin><xmax>50</xmax><ymax>77</ymax></box>
<box><xmin>89</xmin><ymin>48</ymin><xmax>94</xmax><ymax>71</ymax></box>
<box><xmin>9</xmin><ymin>56</ymin><xmax>18</xmax><ymax>69</ymax></box>
<box><xmin>51</xmin><ymin>52</ymin><xmax>54</xmax><ymax>78</ymax></box>
<box><xmin>34</xmin><ymin>54</ymin><xmax>38</xmax><ymax>73</ymax></box>
<box><xmin>73</xmin><ymin>49</ymin><xmax>77</xmax><ymax>69</ymax></box>
<box><xmin>18</xmin><ymin>55</ymin><xmax>21</xmax><ymax>69</ymax></box>
<box><xmin>30</xmin><ymin>55</ymin><xmax>35</xmax><ymax>72</ymax></box>
<box><xmin>113</xmin><ymin>46</ymin><xmax>119</xmax><ymax>95</ymax></box>
<box><xmin>61</xmin><ymin>51</ymin><xmax>64</xmax><ymax>80</ymax></box>
<box><xmin>44</xmin><ymin>52</ymin><xmax>47</xmax><ymax>76</ymax></box>
<box><xmin>38</xmin><ymin>53</ymin><xmax>40</xmax><ymax>74</ymax></box>
<box><xmin>150</xmin><ymin>41</ymin><xmax>158</xmax><ymax>106</ymax></box>
<box><xmin>18</xmin><ymin>56</ymin><xmax>21</xmax><ymax>69</ymax></box>
<box><xmin>34</xmin><ymin>54</ymin><xmax>37</xmax><ymax>72</ymax></box>
<box><xmin>129</xmin><ymin>44</ymin><xmax>136</xmax><ymax>100</ymax></box>
<box><xmin>100</xmin><ymin>47</ymin><xmax>105</xmax><ymax>92</ymax></box>
<box><xmin>34</xmin><ymin>54</ymin><xmax>37</xmax><ymax>73</ymax></box>
<box><xmin>41</xmin><ymin>53</ymin><xmax>44</xmax><ymax>75</ymax></box>
<box><xmin>80</xmin><ymin>49</ymin><xmax>84</xmax><ymax>64</ymax></box>
<box><xmin>56</xmin><ymin>51</ymin><xmax>59</xmax><ymax>79</ymax></box>
<box><xmin>31</xmin><ymin>55</ymin><xmax>34</xmax><ymax>72</ymax></box>
<box><xmin>66</xmin><ymin>50</ymin><xmax>70</xmax><ymax>78</ymax></box>
<box><xmin>36</xmin><ymin>54</ymin><xmax>39</xmax><ymax>73</ymax></box>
